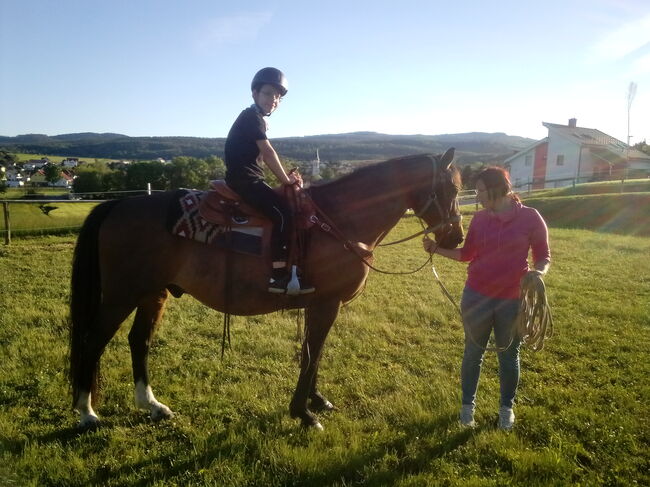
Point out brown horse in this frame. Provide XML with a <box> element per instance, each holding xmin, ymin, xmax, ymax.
<box><xmin>69</xmin><ymin>149</ymin><xmax>464</xmax><ymax>430</ymax></box>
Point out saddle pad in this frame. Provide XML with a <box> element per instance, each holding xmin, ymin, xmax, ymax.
<box><xmin>166</xmin><ymin>190</ymin><xmax>264</xmax><ymax>256</ymax></box>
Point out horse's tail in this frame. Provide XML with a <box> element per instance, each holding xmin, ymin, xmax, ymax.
<box><xmin>69</xmin><ymin>199</ymin><xmax>121</xmax><ymax>408</ymax></box>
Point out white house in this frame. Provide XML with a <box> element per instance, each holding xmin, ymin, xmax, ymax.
<box><xmin>23</xmin><ymin>158</ymin><xmax>50</xmax><ymax>171</ymax></box>
<box><xmin>62</xmin><ymin>158</ymin><xmax>80</xmax><ymax>168</ymax></box>
<box><xmin>505</xmin><ymin>118</ymin><xmax>650</xmax><ymax>189</ymax></box>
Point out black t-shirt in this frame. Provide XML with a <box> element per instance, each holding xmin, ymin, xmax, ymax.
<box><xmin>224</xmin><ymin>106</ymin><xmax>268</xmax><ymax>184</ymax></box>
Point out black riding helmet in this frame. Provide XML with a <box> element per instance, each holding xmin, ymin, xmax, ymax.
<box><xmin>251</xmin><ymin>67</ymin><xmax>288</xmax><ymax>96</ymax></box>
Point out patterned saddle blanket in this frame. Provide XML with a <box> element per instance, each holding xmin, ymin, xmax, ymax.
<box><xmin>166</xmin><ymin>190</ymin><xmax>266</xmax><ymax>256</ymax></box>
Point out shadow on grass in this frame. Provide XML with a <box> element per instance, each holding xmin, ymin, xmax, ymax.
<box><xmin>69</xmin><ymin>409</ymin><xmax>484</xmax><ymax>486</ymax></box>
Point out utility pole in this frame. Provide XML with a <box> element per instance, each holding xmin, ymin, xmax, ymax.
<box><xmin>624</xmin><ymin>82</ymin><xmax>637</xmax><ymax>187</ymax></box>
<box><xmin>627</xmin><ymin>82</ymin><xmax>637</xmax><ymax>148</ymax></box>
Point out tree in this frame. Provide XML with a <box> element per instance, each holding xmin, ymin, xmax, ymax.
<box><xmin>166</xmin><ymin>156</ymin><xmax>225</xmax><ymax>190</ymax></box>
<box><xmin>460</xmin><ymin>162</ymin><xmax>487</xmax><ymax>189</ymax></box>
<box><xmin>0</xmin><ymin>150</ymin><xmax>18</xmax><ymax>166</ymax></box>
<box><xmin>72</xmin><ymin>161</ymin><xmax>117</xmax><ymax>194</ymax></box>
<box><xmin>43</xmin><ymin>164</ymin><xmax>62</xmax><ymax>186</ymax></box>
<box><xmin>124</xmin><ymin>161</ymin><xmax>167</xmax><ymax>190</ymax></box>
<box><xmin>633</xmin><ymin>140</ymin><xmax>650</xmax><ymax>156</ymax></box>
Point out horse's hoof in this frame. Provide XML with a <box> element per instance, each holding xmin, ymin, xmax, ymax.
<box><xmin>77</xmin><ymin>415</ymin><xmax>101</xmax><ymax>431</ymax></box>
<box><xmin>310</xmin><ymin>421</ymin><xmax>324</xmax><ymax>431</ymax></box>
<box><xmin>311</xmin><ymin>399</ymin><xmax>335</xmax><ymax>412</ymax></box>
<box><xmin>151</xmin><ymin>404</ymin><xmax>174</xmax><ymax>422</ymax></box>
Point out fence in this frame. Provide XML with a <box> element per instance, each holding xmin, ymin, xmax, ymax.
<box><xmin>1</xmin><ymin>187</ymin><xmax>162</xmax><ymax>244</ymax></box>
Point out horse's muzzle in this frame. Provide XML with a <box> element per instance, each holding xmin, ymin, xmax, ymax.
<box><xmin>435</xmin><ymin>223</ymin><xmax>464</xmax><ymax>249</ymax></box>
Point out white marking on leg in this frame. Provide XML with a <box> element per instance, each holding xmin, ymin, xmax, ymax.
<box><xmin>75</xmin><ymin>391</ymin><xmax>100</xmax><ymax>429</ymax></box>
<box><xmin>134</xmin><ymin>381</ymin><xmax>173</xmax><ymax>421</ymax></box>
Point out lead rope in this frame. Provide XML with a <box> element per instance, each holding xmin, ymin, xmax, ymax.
<box><xmin>427</xmin><ymin>237</ymin><xmax>553</xmax><ymax>353</ymax></box>
<box><xmin>516</xmin><ymin>272</ymin><xmax>554</xmax><ymax>351</ymax></box>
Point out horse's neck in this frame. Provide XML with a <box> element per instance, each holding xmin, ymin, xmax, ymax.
<box><xmin>311</xmin><ymin>162</ymin><xmax>413</xmax><ymax>246</ymax></box>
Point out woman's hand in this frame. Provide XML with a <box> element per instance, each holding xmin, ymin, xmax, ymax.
<box><xmin>423</xmin><ymin>236</ymin><xmax>437</xmax><ymax>254</ymax></box>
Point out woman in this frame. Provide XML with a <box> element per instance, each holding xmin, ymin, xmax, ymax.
<box><xmin>424</xmin><ymin>166</ymin><xmax>550</xmax><ymax>429</ymax></box>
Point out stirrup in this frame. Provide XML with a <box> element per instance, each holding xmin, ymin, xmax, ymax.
<box><xmin>268</xmin><ymin>275</ymin><xmax>289</xmax><ymax>294</ymax></box>
<box><xmin>286</xmin><ymin>265</ymin><xmax>315</xmax><ymax>296</ymax></box>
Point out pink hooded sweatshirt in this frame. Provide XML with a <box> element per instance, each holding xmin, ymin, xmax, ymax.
<box><xmin>459</xmin><ymin>201</ymin><xmax>550</xmax><ymax>299</ymax></box>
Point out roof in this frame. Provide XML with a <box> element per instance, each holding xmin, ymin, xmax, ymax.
<box><xmin>503</xmin><ymin>137</ymin><xmax>548</xmax><ymax>164</ymax></box>
<box><xmin>543</xmin><ymin>122</ymin><xmax>650</xmax><ymax>161</ymax></box>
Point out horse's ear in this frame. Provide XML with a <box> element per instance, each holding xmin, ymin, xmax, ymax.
<box><xmin>441</xmin><ymin>147</ymin><xmax>455</xmax><ymax>169</ymax></box>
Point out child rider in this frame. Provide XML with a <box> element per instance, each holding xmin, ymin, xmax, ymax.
<box><xmin>224</xmin><ymin>67</ymin><xmax>315</xmax><ymax>295</ymax></box>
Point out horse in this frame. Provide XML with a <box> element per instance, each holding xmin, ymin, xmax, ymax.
<box><xmin>69</xmin><ymin>149</ymin><xmax>464</xmax><ymax>430</ymax></box>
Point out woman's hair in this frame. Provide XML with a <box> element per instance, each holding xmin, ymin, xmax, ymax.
<box><xmin>476</xmin><ymin>166</ymin><xmax>520</xmax><ymax>203</ymax></box>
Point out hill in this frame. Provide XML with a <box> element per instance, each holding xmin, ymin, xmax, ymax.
<box><xmin>0</xmin><ymin>131</ymin><xmax>534</xmax><ymax>165</ymax></box>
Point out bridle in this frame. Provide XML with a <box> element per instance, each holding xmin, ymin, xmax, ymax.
<box><xmin>378</xmin><ymin>154</ymin><xmax>460</xmax><ymax>247</ymax></box>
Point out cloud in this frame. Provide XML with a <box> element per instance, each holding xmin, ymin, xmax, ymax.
<box><xmin>591</xmin><ymin>13</ymin><xmax>650</xmax><ymax>62</ymax></box>
<box><xmin>196</xmin><ymin>11</ymin><xmax>273</xmax><ymax>50</ymax></box>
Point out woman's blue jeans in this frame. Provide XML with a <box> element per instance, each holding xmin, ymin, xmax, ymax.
<box><xmin>460</xmin><ymin>286</ymin><xmax>521</xmax><ymax>409</ymax></box>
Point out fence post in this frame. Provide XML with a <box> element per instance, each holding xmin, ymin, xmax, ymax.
<box><xmin>147</xmin><ymin>183</ymin><xmax>152</xmax><ymax>195</ymax></box>
<box><xmin>3</xmin><ymin>201</ymin><xmax>10</xmax><ymax>245</ymax></box>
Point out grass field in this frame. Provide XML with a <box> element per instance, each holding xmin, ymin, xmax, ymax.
<box><xmin>11</xmin><ymin>153</ymin><xmax>114</xmax><ymax>165</ymax></box>
<box><xmin>0</xmin><ymin>213</ymin><xmax>648</xmax><ymax>486</ymax></box>
<box><xmin>0</xmin><ymin>201</ymin><xmax>99</xmax><ymax>237</ymax></box>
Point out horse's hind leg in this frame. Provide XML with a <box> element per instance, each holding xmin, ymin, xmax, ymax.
<box><xmin>309</xmin><ymin>371</ymin><xmax>335</xmax><ymax>412</ymax></box>
<box><xmin>129</xmin><ymin>290</ymin><xmax>173</xmax><ymax>421</ymax></box>
<box><xmin>74</xmin><ymin>302</ymin><xmax>135</xmax><ymax>429</ymax></box>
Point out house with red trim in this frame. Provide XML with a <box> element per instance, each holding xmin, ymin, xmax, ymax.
<box><xmin>504</xmin><ymin>118</ymin><xmax>650</xmax><ymax>190</ymax></box>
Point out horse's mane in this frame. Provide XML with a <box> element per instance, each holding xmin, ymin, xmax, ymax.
<box><xmin>308</xmin><ymin>154</ymin><xmax>461</xmax><ymax>198</ymax></box>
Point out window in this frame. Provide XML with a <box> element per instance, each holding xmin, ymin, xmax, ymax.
<box><xmin>556</xmin><ymin>154</ymin><xmax>564</xmax><ymax>166</ymax></box>
<box><xmin>525</xmin><ymin>155</ymin><xmax>532</xmax><ymax>166</ymax></box>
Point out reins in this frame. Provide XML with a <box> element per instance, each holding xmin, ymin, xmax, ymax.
<box><xmin>307</xmin><ymin>195</ymin><xmax>440</xmax><ymax>275</ymax></box>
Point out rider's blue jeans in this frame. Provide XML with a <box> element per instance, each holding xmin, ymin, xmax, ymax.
<box><xmin>460</xmin><ymin>286</ymin><xmax>521</xmax><ymax>409</ymax></box>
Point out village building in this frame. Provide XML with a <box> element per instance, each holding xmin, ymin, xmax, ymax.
<box><xmin>23</xmin><ymin>158</ymin><xmax>49</xmax><ymax>171</ymax></box>
<box><xmin>28</xmin><ymin>168</ymin><xmax>74</xmax><ymax>188</ymax></box>
<box><xmin>62</xmin><ymin>158</ymin><xmax>81</xmax><ymax>168</ymax></box>
<box><xmin>505</xmin><ymin>118</ymin><xmax>650</xmax><ymax>189</ymax></box>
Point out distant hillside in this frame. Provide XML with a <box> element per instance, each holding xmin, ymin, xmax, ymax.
<box><xmin>0</xmin><ymin>131</ymin><xmax>534</xmax><ymax>165</ymax></box>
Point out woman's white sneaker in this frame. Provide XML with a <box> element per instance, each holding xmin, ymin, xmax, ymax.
<box><xmin>498</xmin><ymin>406</ymin><xmax>515</xmax><ymax>430</ymax></box>
<box><xmin>460</xmin><ymin>404</ymin><xmax>476</xmax><ymax>427</ymax></box>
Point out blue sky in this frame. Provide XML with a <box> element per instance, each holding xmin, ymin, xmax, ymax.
<box><xmin>1</xmin><ymin>0</ymin><xmax>649</xmax><ymax>144</ymax></box>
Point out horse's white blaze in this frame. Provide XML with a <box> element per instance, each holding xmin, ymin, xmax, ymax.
<box><xmin>134</xmin><ymin>381</ymin><xmax>173</xmax><ymax>420</ymax></box>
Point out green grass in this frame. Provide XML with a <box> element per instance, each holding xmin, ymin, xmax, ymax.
<box><xmin>0</xmin><ymin>201</ymin><xmax>98</xmax><ymax>237</ymax></box>
<box><xmin>523</xmin><ymin>193</ymin><xmax>650</xmax><ymax>237</ymax></box>
<box><xmin>518</xmin><ymin>178</ymin><xmax>650</xmax><ymax>198</ymax></box>
<box><xmin>1</xmin><ymin>187</ymin><xmax>71</xmax><ymax>200</ymax></box>
<box><xmin>0</xmin><ymin>216</ymin><xmax>648</xmax><ymax>486</ymax></box>
<box><xmin>11</xmin><ymin>152</ymin><xmax>114</xmax><ymax>164</ymax></box>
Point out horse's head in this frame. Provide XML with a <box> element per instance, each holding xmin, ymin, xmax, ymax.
<box><xmin>411</xmin><ymin>148</ymin><xmax>464</xmax><ymax>249</ymax></box>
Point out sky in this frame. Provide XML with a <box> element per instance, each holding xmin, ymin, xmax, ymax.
<box><xmin>1</xmin><ymin>0</ymin><xmax>649</xmax><ymax>144</ymax></box>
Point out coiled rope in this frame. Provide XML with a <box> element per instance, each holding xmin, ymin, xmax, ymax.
<box><xmin>515</xmin><ymin>271</ymin><xmax>554</xmax><ymax>351</ymax></box>
<box><xmin>429</xmin><ymin>243</ymin><xmax>553</xmax><ymax>352</ymax></box>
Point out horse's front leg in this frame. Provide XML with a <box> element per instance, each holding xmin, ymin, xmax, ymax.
<box><xmin>290</xmin><ymin>300</ymin><xmax>340</xmax><ymax>429</ymax></box>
